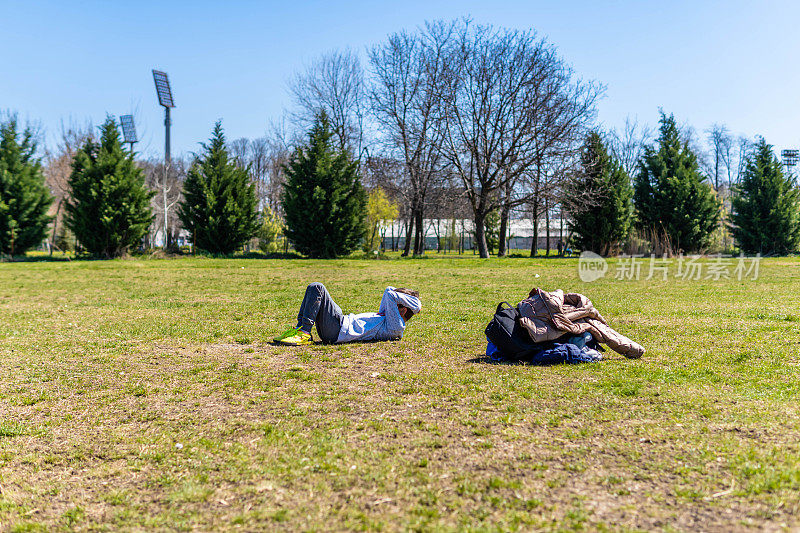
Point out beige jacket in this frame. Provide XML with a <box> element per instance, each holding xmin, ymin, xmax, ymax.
<box><xmin>518</xmin><ymin>288</ymin><xmax>645</xmax><ymax>359</ymax></box>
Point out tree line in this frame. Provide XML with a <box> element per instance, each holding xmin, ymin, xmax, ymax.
<box><xmin>2</xmin><ymin>19</ymin><xmax>799</xmax><ymax>259</ymax></box>
<box><xmin>567</xmin><ymin>113</ymin><xmax>799</xmax><ymax>256</ymax></box>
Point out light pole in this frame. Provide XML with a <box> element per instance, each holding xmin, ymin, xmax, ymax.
<box><xmin>119</xmin><ymin>115</ymin><xmax>137</xmax><ymax>154</ymax></box>
<box><xmin>152</xmin><ymin>70</ymin><xmax>175</xmax><ymax>165</ymax></box>
<box><xmin>781</xmin><ymin>149</ymin><xmax>798</xmax><ymax>177</ymax></box>
<box><xmin>152</xmin><ymin>69</ymin><xmax>176</xmax><ymax>248</ymax></box>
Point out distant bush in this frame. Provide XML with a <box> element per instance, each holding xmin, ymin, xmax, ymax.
<box><xmin>258</xmin><ymin>205</ymin><xmax>284</xmax><ymax>254</ymax></box>
<box><xmin>363</xmin><ymin>188</ymin><xmax>397</xmax><ymax>254</ymax></box>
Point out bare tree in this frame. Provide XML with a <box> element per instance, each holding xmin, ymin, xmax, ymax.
<box><xmin>248</xmin><ymin>137</ymin><xmax>274</xmax><ymax>211</ymax></box>
<box><xmin>706</xmin><ymin>123</ymin><xmax>732</xmax><ymax>191</ymax></box>
<box><xmin>439</xmin><ymin>23</ymin><xmax>544</xmax><ymax>257</ymax></box>
<box><xmin>511</xmin><ymin>76</ymin><xmax>597</xmax><ymax>258</ymax></box>
<box><xmin>426</xmin><ymin>182</ymin><xmax>471</xmax><ymax>252</ymax></box>
<box><xmin>230</xmin><ymin>136</ymin><xmax>273</xmax><ymax>210</ymax></box>
<box><xmin>228</xmin><ymin>138</ymin><xmax>250</xmax><ymax>167</ymax></box>
<box><xmin>497</xmin><ymin>173</ymin><xmax>520</xmax><ymax>256</ymax></box>
<box><xmin>608</xmin><ymin>116</ymin><xmax>652</xmax><ymax>178</ymax></box>
<box><xmin>731</xmin><ymin>135</ymin><xmax>752</xmax><ymax>185</ymax></box>
<box><xmin>289</xmin><ymin>49</ymin><xmax>365</xmax><ymax>155</ymax></box>
<box><xmin>262</xmin><ymin>120</ymin><xmax>296</xmax><ymax>213</ymax></box>
<box><xmin>368</xmin><ymin>20</ymin><xmax>455</xmax><ymax>256</ymax></box>
<box><xmin>433</xmin><ymin>21</ymin><xmax>601</xmax><ymax>257</ymax></box>
<box><xmin>228</xmin><ymin>116</ymin><xmax>296</xmax><ymax>219</ymax></box>
<box><xmin>525</xmin><ymin>142</ymin><xmax>582</xmax><ymax>257</ymax></box>
<box><xmin>143</xmin><ymin>158</ymin><xmax>186</xmax><ymax>249</ymax></box>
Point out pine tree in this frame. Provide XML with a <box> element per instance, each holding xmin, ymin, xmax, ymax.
<box><xmin>566</xmin><ymin>131</ymin><xmax>633</xmax><ymax>255</ymax></box>
<box><xmin>65</xmin><ymin>117</ymin><xmax>153</xmax><ymax>258</ymax></box>
<box><xmin>178</xmin><ymin>122</ymin><xmax>259</xmax><ymax>255</ymax></box>
<box><xmin>0</xmin><ymin>116</ymin><xmax>53</xmax><ymax>255</ymax></box>
<box><xmin>731</xmin><ymin>137</ymin><xmax>800</xmax><ymax>255</ymax></box>
<box><xmin>634</xmin><ymin>112</ymin><xmax>720</xmax><ymax>252</ymax></box>
<box><xmin>282</xmin><ymin>112</ymin><xmax>367</xmax><ymax>258</ymax></box>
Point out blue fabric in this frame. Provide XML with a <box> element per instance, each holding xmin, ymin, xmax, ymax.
<box><xmin>486</xmin><ymin>339</ymin><xmax>501</xmax><ymax>359</ymax></box>
<box><xmin>486</xmin><ymin>335</ymin><xmax>603</xmax><ymax>365</ymax></box>
<box><xmin>582</xmin><ymin>347</ymin><xmax>603</xmax><ymax>361</ymax></box>
<box><xmin>552</xmin><ymin>343</ymin><xmax>603</xmax><ymax>364</ymax></box>
<box><xmin>566</xmin><ymin>331</ymin><xmax>593</xmax><ymax>350</ymax></box>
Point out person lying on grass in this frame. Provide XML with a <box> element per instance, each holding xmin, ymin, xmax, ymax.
<box><xmin>273</xmin><ymin>282</ymin><xmax>422</xmax><ymax>346</ymax></box>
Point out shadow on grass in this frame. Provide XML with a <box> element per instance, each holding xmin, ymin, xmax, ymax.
<box><xmin>1</xmin><ymin>255</ymin><xmax>72</xmax><ymax>263</ymax></box>
<box><xmin>5</xmin><ymin>250</ymin><xmax>585</xmax><ymax>263</ymax></box>
<box><xmin>466</xmin><ymin>354</ymin><xmax>607</xmax><ymax>366</ymax></box>
<box><xmin>238</xmin><ymin>251</ymin><xmax>304</xmax><ymax>260</ymax></box>
<box><xmin>134</xmin><ymin>250</ymin><xmax>306</xmax><ymax>260</ymax></box>
<box><xmin>466</xmin><ymin>355</ymin><xmax>507</xmax><ymax>365</ymax></box>
<box><xmin>505</xmin><ymin>252</ymin><xmax>576</xmax><ymax>259</ymax></box>
<box><xmin>466</xmin><ymin>355</ymin><xmax>552</xmax><ymax>366</ymax></box>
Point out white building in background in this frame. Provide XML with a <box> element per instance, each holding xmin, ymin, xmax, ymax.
<box><xmin>380</xmin><ymin>217</ymin><xmax>570</xmax><ymax>252</ymax></box>
<box><xmin>147</xmin><ymin>228</ymin><xmax>191</xmax><ymax>249</ymax></box>
<box><xmin>148</xmin><ymin>218</ymin><xmax>569</xmax><ymax>254</ymax></box>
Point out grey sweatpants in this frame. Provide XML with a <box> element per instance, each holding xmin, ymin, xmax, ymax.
<box><xmin>296</xmin><ymin>282</ymin><xmax>344</xmax><ymax>343</ymax></box>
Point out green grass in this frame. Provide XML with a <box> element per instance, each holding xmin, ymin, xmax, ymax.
<box><xmin>1</xmin><ymin>254</ymin><xmax>799</xmax><ymax>531</ymax></box>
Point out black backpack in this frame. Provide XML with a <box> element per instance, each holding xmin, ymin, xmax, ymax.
<box><xmin>484</xmin><ymin>302</ymin><xmax>540</xmax><ymax>360</ymax></box>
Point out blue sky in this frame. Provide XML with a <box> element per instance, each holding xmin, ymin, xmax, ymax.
<box><xmin>3</xmin><ymin>0</ymin><xmax>800</xmax><ymax>159</ymax></box>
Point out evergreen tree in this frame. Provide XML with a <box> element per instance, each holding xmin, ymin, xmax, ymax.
<box><xmin>178</xmin><ymin>122</ymin><xmax>259</xmax><ymax>255</ymax></box>
<box><xmin>482</xmin><ymin>209</ymin><xmax>501</xmax><ymax>255</ymax></box>
<box><xmin>65</xmin><ymin>117</ymin><xmax>153</xmax><ymax>258</ymax></box>
<box><xmin>731</xmin><ymin>137</ymin><xmax>800</xmax><ymax>254</ymax></box>
<box><xmin>0</xmin><ymin>116</ymin><xmax>53</xmax><ymax>255</ymax></box>
<box><xmin>282</xmin><ymin>112</ymin><xmax>367</xmax><ymax>258</ymax></box>
<box><xmin>634</xmin><ymin>112</ymin><xmax>720</xmax><ymax>252</ymax></box>
<box><xmin>566</xmin><ymin>131</ymin><xmax>633</xmax><ymax>255</ymax></box>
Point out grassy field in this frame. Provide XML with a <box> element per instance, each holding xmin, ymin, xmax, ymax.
<box><xmin>1</xmin><ymin>254</ymin><xmax>799</xmax><ymax>532</ymax></box>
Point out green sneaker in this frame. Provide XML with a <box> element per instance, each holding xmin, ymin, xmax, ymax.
<box><xmin>274</xmin><ymin>327</ymin><xmax>313</xmax><ymax>346</ymax></box>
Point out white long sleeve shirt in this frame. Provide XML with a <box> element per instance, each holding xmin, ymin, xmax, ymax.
<box><xmin>336</xmin><ymin>287</ymin><xmax>422</xmax><ymax>343</ymax></box>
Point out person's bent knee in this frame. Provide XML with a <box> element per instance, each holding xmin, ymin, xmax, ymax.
<box><xmin>307</xmin><ymin>282</ymin><xmax>326</xmax><ymax>293</ymax></box>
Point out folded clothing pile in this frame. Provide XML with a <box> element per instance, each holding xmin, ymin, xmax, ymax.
<box><xmin>484</xmin><ymin>288</ymin><xmax>645</xmax><ymax>364</ymax></box>
<box><xmin>518</xmin><ymin>288</ymin><xmax>645</xmax><ymax>359</ymax></box>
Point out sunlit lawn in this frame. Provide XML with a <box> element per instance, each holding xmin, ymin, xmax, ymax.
<box><xmin>1</xmin><ymin>254</ymin><xmax>799</xmax><ymax>531</ymax></box>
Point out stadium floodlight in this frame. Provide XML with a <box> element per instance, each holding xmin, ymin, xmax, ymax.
<box><xmin>152</xmin><ymin>69</ymin><xmax>175</xmax><ymax>165</ymax></box>
<box><xmin>781</xmin><ymin>149</ymin><xmax>799</xmax><ymax>167</ymax></box>
<box><xmin>119</xmin><ymin>115</ymin><xmax>137</xmax><ymax>153</ymax></box>
<box><xmin>152</xmin><ymin>70</ymin><xmax>175</xmax><ymax>108</ymax></box>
